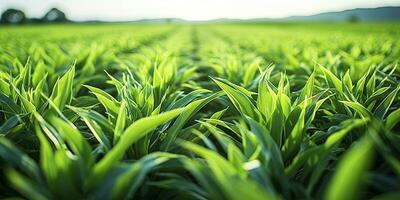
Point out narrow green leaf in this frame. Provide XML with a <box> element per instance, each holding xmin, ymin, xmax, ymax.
<box><xmin>325</xmin><ymin>136</ymin><xmax>374</xmax><ymax>200</ymax></box>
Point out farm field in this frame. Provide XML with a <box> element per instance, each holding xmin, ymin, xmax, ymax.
<box><xmin>0</xmin><ymin>23</ymin><xmax>400</xmax><ymax>199</ymax></box>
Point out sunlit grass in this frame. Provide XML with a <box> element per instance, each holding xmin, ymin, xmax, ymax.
<box><xmin>0</xmin><ymin>23</ymin><xmax>399</xmax><ymax>199</ymax></box>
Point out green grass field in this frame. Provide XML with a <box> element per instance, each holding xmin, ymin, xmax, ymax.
<box><xmin>1</xmin><ymin>23</ymin><xmax>400</xmax><ymax>199</ymax></box>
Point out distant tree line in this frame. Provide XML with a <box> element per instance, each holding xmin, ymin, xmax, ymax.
<box><xmin>348</xmin><ymin>14</ymin><xmax>360</xmax><ymax>23</ymax></box>
<box><xmin>0</xmin><ymin>8</ymin><xmax>69</xmax><ymax>24</ymax></box>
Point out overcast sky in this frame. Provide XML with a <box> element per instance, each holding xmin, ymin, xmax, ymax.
<box><xmin>1</xmin><ymin>0</ymin><xmax>400</xmax><ymax>21</ymax></box>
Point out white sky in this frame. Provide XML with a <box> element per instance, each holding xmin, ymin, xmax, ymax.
<box><xmin>1</xmin><ymin>0</ymin><xmax>400</xmax><ymax>21</ymax></box>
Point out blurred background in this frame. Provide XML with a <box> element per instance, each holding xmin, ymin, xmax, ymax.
<box><xmin>1</xmin><ymin>0</ymin><xmax>400</xmax><ymax>24</ymax></box>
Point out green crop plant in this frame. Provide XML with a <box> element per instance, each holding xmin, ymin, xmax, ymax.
<box><xmin>1</xmin><ymin>23</ymin><xmax>400</xmax><ymax>199</ymax></box>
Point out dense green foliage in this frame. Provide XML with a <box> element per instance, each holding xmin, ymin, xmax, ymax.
<box><xmin>0</xmin><ymin>23</ymin><xmax>400</xmax><ymax>200</ymax></box>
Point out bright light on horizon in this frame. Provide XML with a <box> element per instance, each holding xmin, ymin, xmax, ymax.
<box><xmin>1</xmin><ymin>0</ymin><xmax>400</xmax><ymax>21</ymax></box>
